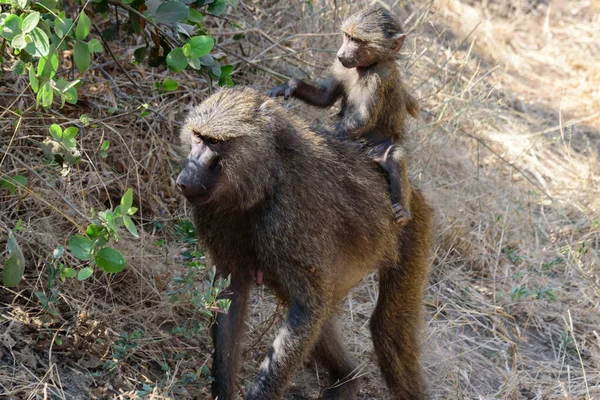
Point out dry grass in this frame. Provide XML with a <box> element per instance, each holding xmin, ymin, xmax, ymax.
<box><xmin>1</xmin><ymin>0</ymin><xmax>599</xmax><ymax>399</ymax></box>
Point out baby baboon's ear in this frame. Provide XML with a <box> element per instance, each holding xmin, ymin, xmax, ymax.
<box><xmin>392</xmin><ymin>33</ymin><xmax>407</xmax><ymax>54</ymax></box>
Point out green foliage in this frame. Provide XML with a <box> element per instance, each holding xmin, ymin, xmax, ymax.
<box><xmin>2</xmin><ymin>232</ymin><xmax>25</xmax><ymax>287</ymax></box>
<box><xmin>64</xmin><ymin>188</ymin><xmax>138</xmax><ymax>280</ymax></box>
<box><xmin>40</xmin><ymin>123</ymin><xmax>81</xmax><ymax>174</ymax></box>
<box><xmin>0</xmin><ymin>0</ymin><xmax>235</xmax><ymax>111</ymax></box>
<box><xmin>161</xmin><ymin>78</ymin><xmax>178</xmax><ymax>91</ymax></box>
<box><xmin>1</xmin><ymin>174</ymin><xmax>27</xmax><ymax>195</ymax></box>
<box><xmin>104</xmin><ymin>330</ymin><xmax>145</xmax><ymax>370</ymax></box>
<box><xmin>100</xmin><ymin>139</ymin><xmax>110</xmax><ymax>158</ymax></box>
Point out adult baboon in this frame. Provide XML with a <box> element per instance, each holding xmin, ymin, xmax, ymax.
<box><xmin>269</xmin><ymin>6</ymin><xmax>419</xmax><ymax>226</ymax></box>
<box><xmin>176</xmin><ymin>87</ymin><xmax>432</xmax><ymax>400</ymax></box>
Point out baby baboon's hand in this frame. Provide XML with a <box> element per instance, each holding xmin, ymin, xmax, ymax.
<box><xmin>268</xmin><ymin>79</ymin><xmax>298</xmax><ymax>100</ymax></box>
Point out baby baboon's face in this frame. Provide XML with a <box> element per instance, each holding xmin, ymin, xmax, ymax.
<box><xmin>337</xmin><ymin>33</ymin><xmax>378</xmax><ymax>69</ymax></box>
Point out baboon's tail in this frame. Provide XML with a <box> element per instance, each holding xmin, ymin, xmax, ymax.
<box><xmin>370</xmin><ymin>189</ymin><xmax>432</xmax><ymax>400</ymax></box>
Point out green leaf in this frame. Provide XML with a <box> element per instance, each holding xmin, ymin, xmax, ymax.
<box><xmin>128</xmin><ymin>207</ymin><xmax>138</xmax><ymax>215</ymax></box>
<box><xmin>37</xmin><ymin>46</ymin><xmax>59</xmax><ymax>80</ymax></box>
<box><xmin>95</xmin><ymin>248</ymin><xmax>125</xmax><ymax>273</ymax></box>
<box><xmin>199</xmin><ymin>54</ymin><xmax>214</xmax><ymax>66</ymax></box>
<box><xmin>133</xmin><ymin>46</ymin><xmax>147</xmax><ymax>64</ymax></box>
<box><xmin>187</xmin><ymin>35</ymin><xmax>214</xmax><ymax>58</ymax></box>
<box><xmin>2</xmin><ymin>233</ymin><xmax>25</xmax><ymax>287</ymax></box>
<box><xmin>207</xmin><ymin>0</ymin><xmax>227</xmax><ymax>15</ymax></box>
<box><xmin>1</xmin><ymin>14</ymin><xmax>23</xmax><ymax>41</ymax></box>
<box><xmin>69</xmin><ymin>234</ymin><xmax>94</xmax><ymax>261</ymax></box>
<box><xmin>28</xmin><ymin>66</ymin><xmax>39</xmax><ymax>92</ymax></box>
<box><xmin>54</xmin><ymin>78</ymin><xmax>79</xmax><ymax>105</ymax></box>
<box><xmin>61</xmin><ymin>267</ymin><xmax>77</xmax><ymax>280</ymax></box>
<box><xmin>86</xmin><ymin>223</ymin><xmax>103</xmax><ymax>239</ymax></box>
<box><xmin>123</xmin><ymin>215</ymin><xmax>139</xmax><ymax>238</ymax></box>
<box><xmin>37</xmin><ymin>81</ymin><xmax>54</xmax><ymax>108</ymax></box>
<box><xmin>1</xmin><ymin>175</ymin><xmax>26</xmax><ymax>195</ymax></box>
<box><xmin>187</xmin><ymin>8</ymin><xmax>204</xmax><ymax>25</ymax></box>
<box><xmin>219</xmin><ymin>65</ymin><xmax>234</xmax><ymax>86</ymax></box>
<box><xmin>24</xmin><ymin>27</ymin><xmax>50</xmax><ymax>57</ymax></box>
<box><xmin>155</xmin><ymin>1</ymin><xmax>189</xmax><ymax>23</ymax></box>
<box><xmin>17</xmin><ymin>0</ymin><xmax>30</xmax><ymax>8</ymax></box>
<box><xmin>63</xmin><ymin>126</ymin><xmax>78</xmax><ymax>140</ymax></box>
<box><xmin>210</xmin><ymin>63</ymin><xmax>221</xmax><ymax>77</ymax></box>
<box><xmin>73</xmin><ymin>40</ymin><xmax>91</xmax><ymax>73</ymax></box>
<box><xmin>187</xmin><ymin>56</ymin><xmax>201</xmax><ymax>70</ymax></box>
<box><xmin>121</xmin><ymin>188</ymin><xmax>133</xmax><ymax>211</ymax></box>
<box><xmin>35</xmin><ymin>291</ymin><xmax>49</xmax><ymax>306</ymax></box>
<box><xmin>218</xmin><ymin>76</ymin><xmax>234</xmax><ymax>87</ymax></box>
<box><xmin>220</xmin><ymin>64</ymin><xmax>234</xmax><ymax>77</ymax></box>
<box><xmin>55</xmin><ymin>12</ymin><xmax>74</xmax><ymax>39</ymax></box>
<box><xmin>77</xmin><ymin>266</ymin><xmax>93</xmax><ymax>281</ymax></box>
<box><xmin>49</xmin><ymin>123</ymin><xmax>62</xmax><ymax>140</ymax></box>
<box><xmin>12</xmin><ymin>60</ymin><xmax>26</xmax><ymax>75</ymax></box>
<box><xmin>182</xmin><ymin>42</ymin><xmax>191</xmax><ymax>57</ymax></box>
<box><xmin>87</xmin><ymin>38</ymin><xmax>103</xmax><ymax>53</ymax></box>
<box><xmin>11</xmin><ymin>33</ymin><xmax>28</xmax><ymax>50</ymax></box>
<box><xmin>166</xmin><ymin>47</ymin><xmax>188</xmax><ymax>72</ymax></box>
<box><xmin>22</xmin><ymin>12</ymin><xmax>40</xmax><ymax>34</ymax></box>
<box><xmin>162</xmin><ymin>78</ymin><xmax>178</xmax><ymax>91</ymax></box>
<box><xmin>75</xmin><ymin>11</ymin><xmax>91</xmax><ymax>40</ymax></box>
<box><xmin>101</xmin><ymin>140</ymin><xmax>110</xmax><ymax>151</ymax></box>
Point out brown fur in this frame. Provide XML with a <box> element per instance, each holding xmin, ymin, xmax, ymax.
<box><xmin>269</xmin><ymin>6</ymin><xmax>419</xmax><ymax>225</ymax></box>
<box><xmin>177</xmin><ymin>87</ymin><xmax>433</xmax><ymax>399</ymax></box>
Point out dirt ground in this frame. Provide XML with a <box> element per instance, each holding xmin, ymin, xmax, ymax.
<box><xmin>1</xmin><ymin>0</ymin><xmax>599</xmax><ymax>399</ymax></box>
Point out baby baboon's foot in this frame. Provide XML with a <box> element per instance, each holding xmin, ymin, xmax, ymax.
<box><xmin>392</xmin><ymin>202</ymin><xmax>411</xmax><ymax>226</ymax></box>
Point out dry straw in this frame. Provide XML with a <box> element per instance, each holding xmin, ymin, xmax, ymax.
<box><xmin>1</xmin><ymin>0</ymin><xmax>599</xmax><ymax>398</ymax></box>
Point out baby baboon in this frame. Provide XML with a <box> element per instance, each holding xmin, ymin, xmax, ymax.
<box><xmin>269</xmin><ymin>6</ymin><xmax>419</xmax><ymax>226</ymax></box>
<box><xmin>176</xmin><ymin>87</ymin><xmax>432</xmax><ymax>400</ymax></box>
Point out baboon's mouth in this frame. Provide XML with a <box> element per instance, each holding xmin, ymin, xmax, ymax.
<box><xmin>339</xmin><ymin>58</ymin><xmax>357</xmax><ymax>68</ymax></box>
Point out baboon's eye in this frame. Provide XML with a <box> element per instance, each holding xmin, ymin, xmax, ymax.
<box><xmin>192</xmin><ymin>130</ymin><xmax>202</xmax><ymax>138</ymax></box>
<box><xmin>205</xmin><ymin>136</ymin><xmax>220</xmax><ymax>145</ymax></box>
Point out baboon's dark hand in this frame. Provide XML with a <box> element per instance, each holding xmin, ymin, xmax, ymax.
<box><xmin>269</xmin><ymin>79</ymin><xmax>297</xmax><ymax>100</ymax></box>
<box><xmin>268</xmin><ymin>83</ymin><xmax>289</xmax><ymax>98</ymax></box>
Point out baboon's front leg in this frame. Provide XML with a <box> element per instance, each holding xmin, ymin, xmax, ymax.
<box><xmin>246</xmin><ymin>299</ymin><xmax>327</xmax><ymax>400</ymax></box>
<box><xmin>211</xmin><ymin>270</ymin><xmax>251</xmax><ymax>400</ymax></box>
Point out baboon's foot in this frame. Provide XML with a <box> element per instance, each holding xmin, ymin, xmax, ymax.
<box><xmin>392</xmin><ymin>202</ymin><xmax>411</xmax><ymax>226</ymax></box>
<box><xmin>321</xmin><ymin>381</ymin><xmax>359</xmax><ymax>400</ymax></box>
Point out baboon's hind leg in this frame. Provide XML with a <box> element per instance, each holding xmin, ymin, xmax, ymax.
<box><xmin>370</xmin><ymin>191</ymin><xmax>432</xmax><ymax>400</ymax></box>
<box><xmin>312</xmin><ymin>317</ymin><xmax>359</xmax><ymax>400</ymax></box>
<box><xmin>370</xmin><ymin>266</ymin><xmax>424</xmax><ymax>400</ymax></box>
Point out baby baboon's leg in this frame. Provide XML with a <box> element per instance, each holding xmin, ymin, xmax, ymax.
<box><xmin>373</xmin><ymin>143</ymin><xmax>411</xmax><ymax>225</ymax></box>
<box><xmin>312</xmin><ymin>317</ymin><xmax>359</xmax><ymax>400</ymax></box>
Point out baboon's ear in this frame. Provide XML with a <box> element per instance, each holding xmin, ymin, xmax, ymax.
<box><xmin>392</xmin><ymin>33</ymin><xmax>407</xmax><ymax>54</ymax></box>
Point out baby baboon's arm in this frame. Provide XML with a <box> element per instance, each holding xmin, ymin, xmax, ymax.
<box><xmin>269</xmin><ymin>77</ymin><xmax>343</xmax><ymax>108</ymax></box>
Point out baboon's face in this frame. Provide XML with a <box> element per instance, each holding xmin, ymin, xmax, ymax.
<box><xmin>337</xmin><ymin>33</ymin><xmax>378</xmax><ymax>69</ymax></box>
<box><xmin>176</xmin><ymin>130</ymin><xmax>223</xmax><ymax>203</ymax></box>
<box><xmin>337</xmin><ymin>31</ymin><xmax>406</xmax><ymax>69</ymax></box>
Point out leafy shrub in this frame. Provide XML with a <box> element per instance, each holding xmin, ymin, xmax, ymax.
<box><xmin>0</xmin><ymin>0</ymin><xmax>235</xmax><ymax>109</ymax></box>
